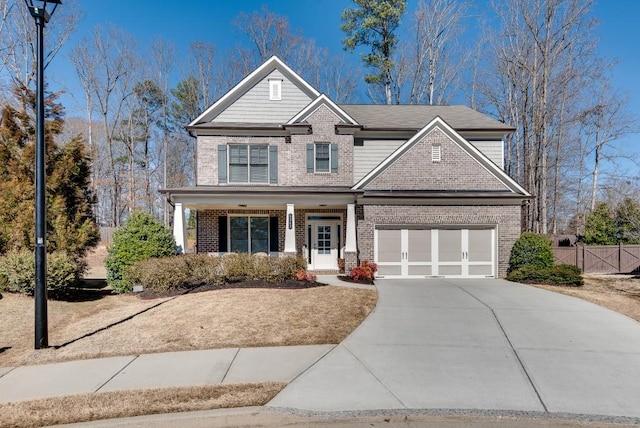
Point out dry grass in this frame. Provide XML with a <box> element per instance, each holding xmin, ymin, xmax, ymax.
<box><xmin>0</xmin><ymin>382</ymin><xmax>285</xmax><ymax>428</ymax></box>
<box><xmin>0</xmin><ymin>286</ymin><xmax>377</xmax><ymax>367</ymax></box>
<box><xmin>530</xmin><ymin>273</ymin><xmax>640</xmax><ymax>322</ymax></box>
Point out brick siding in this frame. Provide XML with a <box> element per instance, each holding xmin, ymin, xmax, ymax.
<box><xmin>356</xmin><ymin>204</ymin><xmax>521</xmax><ymax>278</ymax></box>
<box><xmin>365</xmin><ymin>127</ymin><xmax>508</xmax><ymax>191</ymax></box>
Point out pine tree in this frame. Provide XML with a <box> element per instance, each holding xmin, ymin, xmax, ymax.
<box><xmin>0</xmin><ymin>85</ymin><xmax>98</xmax><ymax>258</ymax></box>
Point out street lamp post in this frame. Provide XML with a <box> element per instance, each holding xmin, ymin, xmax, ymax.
<box><xmin>25</xmin><ymin>0</ymin><xmax>61</xmax><ymax>350</ymax></box>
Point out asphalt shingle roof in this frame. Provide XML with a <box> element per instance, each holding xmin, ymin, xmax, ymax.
<box><xmin>339</xmin><ymin>105</ymin><xmax>513</xmax><ymax>131</ymax></box>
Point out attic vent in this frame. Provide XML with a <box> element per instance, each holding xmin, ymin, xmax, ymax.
<box><xmin>432</xmin><ymin>144</ymin><xmax>441</xmax><ymax>162</ymax></box>
<box><xmin>269</xmin><ymin>79</ymin><xmax>282</xmax><ymax>101</ymax></box>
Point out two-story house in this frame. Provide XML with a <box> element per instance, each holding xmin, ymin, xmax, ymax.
<box><xmin>161</xmin><ymin>56</ymin><xmax>530</xmax><ymax>278</ymax></box>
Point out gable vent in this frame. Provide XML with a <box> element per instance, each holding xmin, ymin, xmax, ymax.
<box><xmin>269</xmin><ymin>79</ymin><xmax>282</xmax><ymax>100</ymax></box>
<box><xmin>432</xmin><ymin>144</ymin><xmax>441</xmax><ymax>162</ymax></box>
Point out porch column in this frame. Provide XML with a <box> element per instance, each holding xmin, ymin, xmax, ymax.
<box><xmin>284</xmin><ymin>203</ymin><xmax>296</xmax><ymax>255</ymax></box>
<box><xmin>173</xmin><ymin>202</ymin><xmax>187</xmax><ymax>254</ymax></box>
<box><xmin>345</xmin><ymin>203</ymin><xmax>358</xmax><ymax>271</ymax></box>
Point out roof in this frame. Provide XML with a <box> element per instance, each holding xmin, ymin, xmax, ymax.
<box><xmin>340</xmin><ymin>105</ymin><xmax>514</xmax><ymax>131</ymax></box>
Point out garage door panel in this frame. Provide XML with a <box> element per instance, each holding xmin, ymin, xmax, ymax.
<box><xmin>408</xmin><ymin>265</ymin><xmax>432</xmax><ymax>276</ymax></box>
<box><xmin>378</xmin><ymin>265</ymin><xmax>402</xmax><ymax>276</ymax></box>
<box><xmin>378</xmin><ymin>229</ymin><xmax>401</xmax><ymax>263</ymax></box>
<box><xmin>469</xmin><ymin>229</ymin><xmax>492</xmax><ymax>262</ymax></box>
<box><xmin>438</xmin><ymin>230</ymin><xmax>462</xmax><ymax>262</ymax></box>
<box><xmin>408</xmin><ymin>229</ymin><xmax>431</xmax><ymax>262</ymax></box>
<box><xmin>439</xmin><ymin>265</ymin><xmax>462</xmax><ymax>276</ymax></box>
<box><xmin>469</xmin><ymin>265</ymin><xmax>493</xmax><ymax>276</ymax></box>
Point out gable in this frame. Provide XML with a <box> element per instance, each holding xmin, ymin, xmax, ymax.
<box><xmin>189</xmin><ymin>56</ymin><xmax>320</xmax><ymax>127</ymax></box>
<box><xmin>215</xmin><ymin>70</ymin><xmax>314</xmax><ymax>124</ymax></box>
<box><xmin>354</xmin><ymin>117</ymin><xmax>529</xmax><ymax>195</ymax></box>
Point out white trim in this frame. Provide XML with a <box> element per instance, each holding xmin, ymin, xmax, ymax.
<box><xmin>314</xmin><ymin>142</ymin><xmax>331</xmax><ymax>173</ymax></box>
<box><xmin>352</xmin><ymin>116</ymin><xmax>530</xmax><ymax>196</ymax></box>
<box><xmin>288</xmin><ymin>94</ymin><xmax>359</xmax><ymax>125</ymax></box>
<box><xmin>189</xmin><ymin>56</ymin><xmax>320</xmax><ymax>126</ymax></box>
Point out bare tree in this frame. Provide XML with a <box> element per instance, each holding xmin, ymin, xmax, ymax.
<box><xmin>0</xmin><ymin>0</ymin><xmax>80</xmax><ymax>92</ymax></box>
<box><xmin>70</xmin><ymin>24</ymin><xmax>139</xmax><ymax>227</ymax></box>
<box><xmin>481</xmin><ymin>0</ymin><xmax>602</xmax><ymax>234</ymax></box>
<box><xmin>402</xmin><ymin>0</ymin><xmax>470</xmax><ymax>105</ymax></box>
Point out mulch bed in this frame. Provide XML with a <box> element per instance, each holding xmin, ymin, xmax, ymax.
<box><xmin>138</xmin><ymin>279</ymin><xmax>326</xmax><ymax>300</ymax></box>
<box><xmin>337</xmin><ymin>275</ymin><xmax>375</xmax><ymax>285</ymax></box>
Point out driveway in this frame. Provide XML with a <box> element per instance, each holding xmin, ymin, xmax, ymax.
<box><xmin>269</xmin><ymin>278</ymin><xmax>640</xmax><ymax>420</ymax></box>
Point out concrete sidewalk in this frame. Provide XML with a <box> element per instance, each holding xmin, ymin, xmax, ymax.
<box><xmin>0</xmin><ymin>345</ymin><xmax>333</xmax><ymax>403</ymax></box>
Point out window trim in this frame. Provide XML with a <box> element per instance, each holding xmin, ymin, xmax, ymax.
<box><xmin>228</xmin><ymin>215</ymin><xmax>270</xmax><ymax>254</ymax></box>
<box><xmin>227</xmin><ymin>144</ymin><xmax>269</xmax><ymax>184</ymax></box>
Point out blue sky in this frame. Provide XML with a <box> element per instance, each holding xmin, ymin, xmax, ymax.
<box><xmin>48</xmin><ymin>0</ymin><xmax>639</xmax><ymax>154</ymax></box>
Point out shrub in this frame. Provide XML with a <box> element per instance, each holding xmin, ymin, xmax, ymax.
<box><xmin>126</xmin><ymin>256</ymin><xmax>191</xmax><ymax>294</ymax></box>
<box><xmin>0</xmin><ymin>250</ymin><xmax>83</xmax><ymax>297</ymax></box>
<box><xmin>508</xmin><ymin>232</ymin><xmax>554</xmax><ymax>273</ymax></box>
<box><xmin>105</xmin><ymin>211</ymin><xmax>177</xmax><ymax>293</ymax></box>
<box><xmin>506</xmin><ymin>263</ymin><xmax>583</xmax><ymax>286</ymax></box>
<box><xmin>295</xmin><ymin>269</ymin><xmax>317</xmax><ymax>282</ymax></box>
<box><xmin>124</xmin><ymin>253</ymin><xmax>309</xmax><ymax>294</ymax></box>
<box><xmin>349</xmin><ymin>260</ymin><xmax>377</xmax><ymax>282</ymax></box>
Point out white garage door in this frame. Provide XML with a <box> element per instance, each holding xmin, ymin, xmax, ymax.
<box><xmin>375</xmin><ymin>227</ymin><xmax>495</xmax><ymax>278</ymax></box>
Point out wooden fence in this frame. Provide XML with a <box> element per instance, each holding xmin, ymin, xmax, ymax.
<box><xmin>553</xmin><ymin>245</ymin><xmax>640</xmax><ymax>274</ymax></box>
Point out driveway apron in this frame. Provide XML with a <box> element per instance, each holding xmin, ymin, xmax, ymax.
<box><xmin>268</xmin><ymin>278</ymin><xmax>640</xmax><ymax>419</ymax></box>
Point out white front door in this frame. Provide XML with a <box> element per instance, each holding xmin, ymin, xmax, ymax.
<box><xmin>309</xmin><ymin>222</ymin><xmax>339</xmax><ymax>271</ymax></box>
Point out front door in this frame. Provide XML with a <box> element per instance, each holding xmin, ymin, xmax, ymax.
<box><xmin>307</xmin><ymin>220</ymin><xmax>340</xmax><ymax>271</ymax></box>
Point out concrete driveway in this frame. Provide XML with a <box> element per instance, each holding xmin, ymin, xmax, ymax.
<box><xmin>269</xmin><ymin>278</ymin><xmax>640</xmax><ymax>420</ymax></box>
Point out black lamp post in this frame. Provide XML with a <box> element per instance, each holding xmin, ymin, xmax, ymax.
<box><xmin>25</xmin><ymin>0</ymin><xmax>61</xmax><ymax>350</ymax></box>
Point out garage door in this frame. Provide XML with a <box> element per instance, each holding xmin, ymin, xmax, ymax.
<box><xmin>375</xmin><ymin>227</ymin><xmax>495</xmax><ymax>278</ymax></box>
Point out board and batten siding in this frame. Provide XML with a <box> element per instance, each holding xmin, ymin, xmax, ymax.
<box><xmin>214</xmin><ymin>70</ymin><xmax>313</xmax><ymax>123</ymax></box>
<box><xmin>468</xmin><ymin>140</ymin><xmax>504</xmax><ymax>169</ymax></box>
<box><xmin>353</xmin><ymin>139</ymin><xmax>405</xmax><ymax>183</ymax></box>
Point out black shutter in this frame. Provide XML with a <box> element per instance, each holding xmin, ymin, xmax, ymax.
<box><xmin>331</xmin><ymin>143</ymin><xmax>338</xmax><ymax>173</ymax></box>
<box><xmin>306</xmin><ymin>143</ymin><xmax>314</xmax><ymax>172</ymax></box>
<box><xmin>218</xmin><ymin>145</ymin><xmax>228</xmax><ymax>182</ymax></box>
<box><xmin>269</xmin><ymin>216</ymin><xmax>279</xmax><ymax>252</ymax></box>
<box><xmin>218</xmin><ymin>216</ymin><xmax>227</xmax><ymax>252</ymax></box>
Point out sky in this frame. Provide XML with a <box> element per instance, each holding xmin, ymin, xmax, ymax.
<box><xmin>45</xmin><ymin>0</ymin><xmax>640</xmax><ymax>170</ymax></box>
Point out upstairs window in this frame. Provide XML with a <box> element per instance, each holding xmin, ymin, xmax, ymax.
<box><xmin>307</xmin><ymin>143</ymin><xmax>338</xmax><ymax>173</ymax></box>
<box><xmin>315</xmin><ymin>143</ymin><xmax>330</xmax><ymax>172</ymax></box>
<box><xmin>219</xmin><ymin>144</ymin><xmax>278</xmax><ymax>184</ymax></box>
<box><xmin>269</xmin><ymin>79</ymin><xmax>282</xmax><ymax>100</ymax></box>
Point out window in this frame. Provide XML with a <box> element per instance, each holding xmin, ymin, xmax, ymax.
<box><xmin>230</xmin><ymin>216</ymin><xmax>269</xmax><ymax>253</ymax></box>
<box><xmin>269</xmin><ymin>79</ymin><xmax>281</xmax><ymax>100</ymax></box>
<box><xmin>315</xmin><ymin>143</ymin><xmax>330</xmax><ymax>172</ymax></box>
<box><xmin>229</xmin><ymin>145</ymin><xmax>268</xmax><ymax>183</ymax></box>
<box><xmin>432</xmin><ymin>143</ymin><xmax>441</xmax><ymax>162</ymax></box>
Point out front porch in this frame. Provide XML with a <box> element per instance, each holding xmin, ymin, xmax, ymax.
<box><xmin>163</xmin><ymin>187</ymin><xmax>360</xmax><ymax>272</ymax></box>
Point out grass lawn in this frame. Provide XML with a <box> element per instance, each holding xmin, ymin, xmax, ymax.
<box><xmin>530</xmin><ymin>273</ymin><xmax>640</xmax><ymax>322</ymax></box>
<box><xmin>0</xmin><ymin>282</ymin><xmax>376</xmax><ymax>427</ymax></box>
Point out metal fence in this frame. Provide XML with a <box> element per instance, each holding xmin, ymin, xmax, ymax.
<box><xmin>553</xmin><ymin>245</ymin><xmax>640</xmax><ymax>274</ymax></box>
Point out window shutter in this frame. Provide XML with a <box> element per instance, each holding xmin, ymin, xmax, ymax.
<box><xmin>306</xmin><ymin>143</ymin><xmax>314</xmax><ymax>172</ymax></box>
<box><xmin>218</xmin><ymin>216</ymin><xmax>228</xmax><ymax>252</ymax></box>
<box><xmin>218</xmin><ymin>145</ymin><xmax>227</xmax><ymax>182</ymax></box>
<box><xmin>269</xmin><ymin>145</ymin><xmax>278</xmax><ymax>183</ymax></box>
<box><xmin>330</xmin><ymin>143</ymin><xmax>338</xmax><ymax>173</ymax></box>
<box><xmin>269</xmin><ymin>216</ymin><xmax>279</xmax><ymax>252</ymax></box>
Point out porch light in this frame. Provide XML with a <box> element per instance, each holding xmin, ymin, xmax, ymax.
<box><xmin>25</xmin><ymin>0</ymin><xmax>62</xmax><ymax>350</ymax></box>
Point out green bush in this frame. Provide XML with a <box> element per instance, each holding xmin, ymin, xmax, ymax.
<box><xmin>105</xmin><ymin>211</ymin><xmax>177</xmax><ymax>293</ymax></box>
<box><xmin>0</xmin><ymin>250</ymin><xmax>83</xmax><ymax>297</ymax></box>
<box><xmin>506</xmin><ymin>264</ymin><xmax>583</xmax><ymax>286</ymax></box>
<box><xmin>508</xmin><ymin>232</ymin><xmax>554</xmax><ymax>273</ymax></box>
